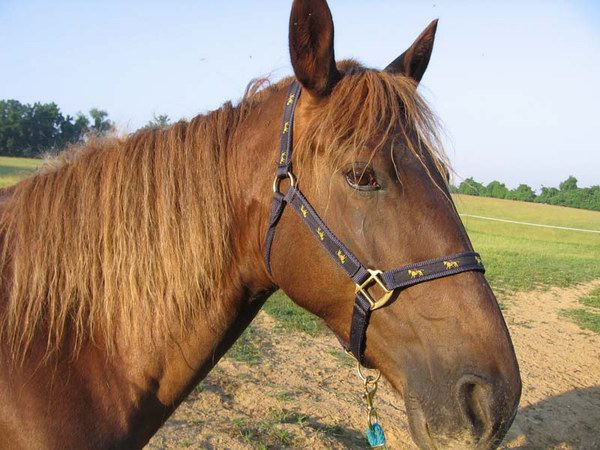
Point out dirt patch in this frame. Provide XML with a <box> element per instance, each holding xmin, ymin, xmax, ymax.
<box><xmin>501</xmin><ymin>281</ymin><xmax>600</xmax><ymax>450</ymax></box>
<box><xmin>147</xmin><ymin>282</ymin><xmax>600</xmax><ymax>449</ymax></box>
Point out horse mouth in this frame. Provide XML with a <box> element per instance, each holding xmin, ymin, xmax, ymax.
<box><xmin>405</xmin><ymin>394</ymin><xmax>440</xmax><ymax>450</ymax></box>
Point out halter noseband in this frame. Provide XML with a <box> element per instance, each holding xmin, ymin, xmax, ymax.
<box><xmin>265</xmin><ymin>81</ymin><xmax>485</xmax><ymax>366</ymax></box>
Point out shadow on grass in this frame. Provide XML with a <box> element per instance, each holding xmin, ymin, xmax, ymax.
<box><xmin>504</xmin><ymin>386</ymin><xmax>600</xmax><ymax>449</ymax></box>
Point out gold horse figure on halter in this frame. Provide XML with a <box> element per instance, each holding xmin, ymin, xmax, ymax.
<box><xmin>408</xmin><ymin>269</ymin><xmax>425</xmax><ymax>279</ymax></box>
<box><xmin>300</xmin><ymin>205</ymin><xmax>309</xmax><ymax>218</ymax></box>
<box><xmin>443</xmin><ymin>260</ymin><xmax>459</xmax><ymax>269</ymax></box>
<box><xmin>337</xmin><ymin>250</ymin><xmax>347</xmax><ymax>264</ymax></box>
<box><xmin>316</xmin><ymin>227</ymin><xmax>325</xmax><ymax>241</ymax></box>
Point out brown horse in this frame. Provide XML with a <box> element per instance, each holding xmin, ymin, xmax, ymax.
<box><xmin>0</xmin><ymin>1</ymin><xmax>521</xmax><ymax>449</ymax></box>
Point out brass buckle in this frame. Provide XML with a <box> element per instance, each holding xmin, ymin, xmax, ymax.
<box><xmin>273</xmin><ymin>172</ymin><xmax>297</xmax><ymax>194</ymax></box>
<box><xmin>355</xmin><ymin>269</ymin><xmax>393</xmax><ymax>311</ymax></box>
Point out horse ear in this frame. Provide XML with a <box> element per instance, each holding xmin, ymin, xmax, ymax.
<box><xmin>385</xmin><ymin>19</ymin><xmax>438</xmax><ymax>84</ymax></box>
<box><xmin>289</xmin><ymin>0</ymin><xmax>341</xmax><ymax>98</ymax></box>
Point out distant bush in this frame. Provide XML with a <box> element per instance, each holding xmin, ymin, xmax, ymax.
<box><xmin>485</xmin><ymin>180</ymin><xmax>509</xmax><ymax>199</ymax></box>
<box><xmin>143</xmin><ymin>114</ymin><xmax>171</xmax><ymax>130</ymax></box>
<box><xmin>506</xmin><ymin>184</ymin><xmax>536</xmax><ymax>202</ymax></box>
<box><xmin>454</xmin><ymin>175</ymin><xmax>600</xmax><ymax>212</ymax></box>
<box><xmin>457</xmin><ymin>177</ymin><xmax>486</xmax><ymax>196</ymax></box>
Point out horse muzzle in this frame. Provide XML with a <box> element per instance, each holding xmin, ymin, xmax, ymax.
<box><xmin>404</xmin><ymin>372</ymin><xmax>521</xmax><ymax>450</ymax></box>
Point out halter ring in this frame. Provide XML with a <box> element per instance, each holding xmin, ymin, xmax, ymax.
<box><xmin>272</xmin><ymin>172</ymin><xmax>297</xmax><ymax>194</ymax></box>
<box><xmin>356</xmin><ymin>360</ymin><xmax>382</xmax><ymax>384</ymax></box>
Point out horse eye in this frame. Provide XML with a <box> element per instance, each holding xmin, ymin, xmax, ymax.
<box><xmin>345</xmin><ymin>166</ymin><xmax>381</xmax><ymax>191</ymax></box>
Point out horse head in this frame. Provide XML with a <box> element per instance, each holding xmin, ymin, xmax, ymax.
<box><xmin>267</xmin><ymin>1</ymin><xmax>521</xmax><ymax>448</ymax></box>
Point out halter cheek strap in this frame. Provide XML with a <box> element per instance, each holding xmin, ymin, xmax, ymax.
<box><xmin>265</xmin><ymin>81</ymin><xmax>485</xmax><ymax>366</ymax></box>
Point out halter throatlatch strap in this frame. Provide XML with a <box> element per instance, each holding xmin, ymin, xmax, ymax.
<box><xmin>265</xmin><ymin>81</ymin><xmax>486</xmax><ymax>365</ymax></box>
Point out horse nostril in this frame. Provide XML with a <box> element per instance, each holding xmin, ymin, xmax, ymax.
<box><xmin>456</xmin><ymin>375</ymin><xmax>494</xmax><ymax>440</ymax></box>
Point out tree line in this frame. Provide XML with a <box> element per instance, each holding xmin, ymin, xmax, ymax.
<box><xmin>453</xmin><ymin>176</ymin><xmax>600</xmax><ymax>212</ymax></box>
<box><xmin>0</xmin><ymin>100</ymin><xmax>172</xmax><ymax>158</ymax></box>
<box><xmin>0</xmin><ymin>100</ymin><xmax>116</xmax><ymax>157</ymax></box>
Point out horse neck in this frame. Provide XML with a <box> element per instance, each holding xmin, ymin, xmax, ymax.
<box><xmin>223</xmin><ymin>87</ymin><xmax>288</xmax><ymax>291</ymax></box>
<box><xmin>126</xmin><ymin>89</ymin><xmax>286</xmax><ymax>405</ymax></box>
<box><xmin>116</xmin><ymin>89</ymin><xmax>285</xmax><ymax>437</ymax></box>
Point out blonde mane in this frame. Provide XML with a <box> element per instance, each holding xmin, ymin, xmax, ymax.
<box><xmin>0</xmin><ymin>61</ymin><xmax>447</xmax><ymax>361</ymax></box>
<box><xmin>0</xmin><ymin>103</ymin><xmax>247</xmax><ymax>359</ymax></box>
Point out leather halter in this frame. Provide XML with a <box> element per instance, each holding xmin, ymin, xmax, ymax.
<box><xmin>265</xmin><ymin>81</ymin><xmax>485</xmax><ymax>365</ymax></box>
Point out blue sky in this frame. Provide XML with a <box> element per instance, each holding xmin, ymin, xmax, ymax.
<box><xmin>1</xmin><ymin>0</ymin><xmax>599</xmax><ymax>189</ymax></box>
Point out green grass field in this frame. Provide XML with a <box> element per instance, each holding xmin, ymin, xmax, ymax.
<box><xmin>454</xmin><ymin>194</ymin><xmax>600</xmax><ymax>292</ymax></box>
<box><xmin>0</xmin><ymin>157</ymin><xmax>597</xmax><ymax>334</ymax></box>
<box><xmin>0</xmin><ymin>156</ymin><xmax>43</xmax><ymax>187</ymax></box>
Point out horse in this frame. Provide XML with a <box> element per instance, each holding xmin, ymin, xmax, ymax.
<box><xmin>0</xmin><ymin>1</ymin><xmax>521</xmax><ymax>448</ymax></box>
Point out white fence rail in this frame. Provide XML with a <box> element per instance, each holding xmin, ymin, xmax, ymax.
<box><xmin>459</xmin><ymin>214</ymin><xmax>600</xmax><ymax>234</ymax></box>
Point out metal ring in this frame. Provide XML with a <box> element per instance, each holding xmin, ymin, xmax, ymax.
<box><xmin>272</xmin><ymin>172</ymin><xmax>297</xmax><ymax>193</ymax></box>
<box><xmin>356</xmin><ymin>361</ymin><xmax>382</xmax><ymax>383</ymax></box>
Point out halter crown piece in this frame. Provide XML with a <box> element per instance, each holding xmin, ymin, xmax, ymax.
<box><xmin>264</xmin><ymin>81</ymin><xmax>486</xmax><ymax>447</ymax></box>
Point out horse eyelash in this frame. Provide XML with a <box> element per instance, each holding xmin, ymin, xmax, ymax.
<box><xmin>345</xmin><ymin>165</ymin><xmax>381</xmax><ymax>191</ymax></box>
